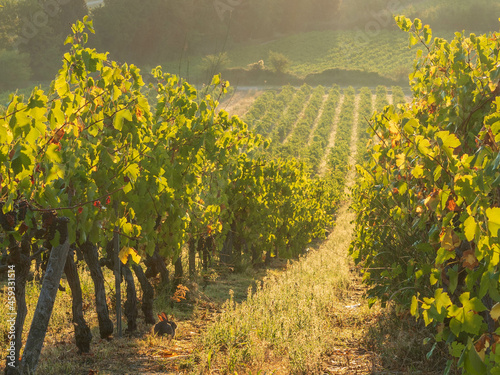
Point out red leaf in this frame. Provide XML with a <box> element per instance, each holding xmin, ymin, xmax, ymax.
<box><xmin>447</xmin><ymin>198</ymin><xmax>458</xmax><ymax>212</ymax></box>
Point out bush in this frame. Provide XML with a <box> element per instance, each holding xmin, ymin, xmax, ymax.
<box><xmin>201</xmin><ymin>52</ymin><xmax>230</xmax><ymax>76</ymax></box>
<box><xmin>0</xmin><ymin>49</ymin><xmax>31</xmax><ymax>92</ymax></box>
<box><xmin>269</xmin><ymin>51</ymin><xmax>290</xmax><ymax>74</ymax></box>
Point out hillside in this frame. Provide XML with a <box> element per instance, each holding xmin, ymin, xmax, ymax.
<box><xmin>163</xmin><ymin>28</ymin><xmax>455</xmax><ymax>86</ymax></box>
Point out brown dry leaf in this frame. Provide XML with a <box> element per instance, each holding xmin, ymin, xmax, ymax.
<box><xmin>171</xmin><ymin>284</ymin><xmax>189</xmax><ymax>302</ymax></box>
<box><xmin>474</xmin><ymin>334</ymin><xmax>490</xmax><ymax>361</ymax></box>
<box><xmin>461</xmin><ymin>249</ymin><xmax>479</xmax><ymax>269</ymax></box>
<box><xmin>492</xmin><ymin>334</ymin><xmax>500</xmax><ymax>354</ymax></box>
<box><xmin>160</xmin><ymin>351</ymin><xmax>178</xmax><ymax>358</ymax></box>
<box><xmin>424</xmin><ymin>190</ymin><xmax>440</xmax><ymax>211</ymax></box>
<box><xmin>490</xmin><ymin>303</ymin><xmax>500</xmax><ymax>321</ymax></box>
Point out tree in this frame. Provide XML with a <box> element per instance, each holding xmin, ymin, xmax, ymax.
<box><xmin>269</xmin><ymin>51</ymin><xmax>290</xmax><ymax>74</ymax></box>
<box><xmin>14</xmin><ymin>0</ymin><xmax>88</xmax><ymax>80</ymax></box>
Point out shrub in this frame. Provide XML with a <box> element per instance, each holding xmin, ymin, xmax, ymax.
<box><xmin>269</xmin><ymin>51</ymin><xmax>290</xmax><ymax>74</ymax></box>
<box><xmin>201</xmin><ymin>52</ymin><xmax>230</xmax><ymax>76</ymax></box>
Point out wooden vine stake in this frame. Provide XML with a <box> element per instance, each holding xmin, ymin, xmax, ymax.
<box><xmin>20</xmin><ymin>218</ymin><xmax>70</xmax><ymax>374</ymax></box>
<box><xmin>114</xmin><ymin>201</ymin><xmax>122</xmax><ymax>338</ymax></box>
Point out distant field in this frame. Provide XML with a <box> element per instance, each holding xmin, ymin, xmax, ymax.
<box><xmin>226</xmin><ymin>30</ymin><xmax>416</xmax><ymax>78</ymax></box>
<box><xmin>163</xmin><ymin>29</ymin><xmax>454</xmax><ymax>83</ymax></box>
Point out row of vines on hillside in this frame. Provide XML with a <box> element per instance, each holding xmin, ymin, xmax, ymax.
<box><xmin>352</xmin><ymin>17</ymin><xmax>500</xmax><ymax>374</ymax></box>
<box><xmin>243</xmin><ymin>90</ymin><xmax>275</xmax><ymax>130</ymax></box>
<box><xmin>355</xmin><ymin>87</ymin><xmax>374</xmax><ymax>165</ymax></box>
<box><xmin>279</xmin><ymin>85</ymin><xmax>325</xmax><ymax>158</ymax></box>
<box><xmin>268</xmin><ymin>85</ymin><xmax>311</xmax><ymax>145</ymax></box>
<box><xmin>0</xmin><ymin>19</ymin><xmax>340</xmax><ymax>373</ymax></box>
<box><xmin>252</xmin><ymin>85</ymin><xmax>296</xmax><ymax>137</ymax></box>
<box><xmin>305</xmin><ymin>85</ymin><xmax>341</xmax><ymax>175</ymax></box>
<box><xmin>326</xmin><ymin>87</ymin><xmax>356</xmax><ymax>189</ymax></box>
<box><xmin>391</xmin><ymin>85</ymin><xmax>407</xmax><ymax>106</ymax></box>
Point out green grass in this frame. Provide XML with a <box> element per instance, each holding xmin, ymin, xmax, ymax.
<box><xmin>192</xmin><ymin>227</ymin><xmax>354</xmax><ymax>374</ymax></box>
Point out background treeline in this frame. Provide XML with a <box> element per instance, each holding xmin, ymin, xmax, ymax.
<box><xmin>1</xmin><ymin>0</ymin><xmax>500</xmax><ymax>91</ymax></box>
<box><xmin>0</xmin><ymin>0</ymin><xmax>341</xmax><ymax>87</ymax></box>
<box><xmin>85</xmin><ymin>0</ymin><xmax>343</xmax><ymax>65</ymax></box>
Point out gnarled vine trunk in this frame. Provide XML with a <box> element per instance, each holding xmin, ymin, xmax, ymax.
<box><xmin>4</xmin><ymin>236</ymin><xmax>30</xmax><ymax>375</ymax></box>
<box><xmin>64</xmin><ymin>247</ymin><xmax>92</xmax><ymax>353</ymax></box>
<box><xmin>132</xmin><ymin>264</ymin><xmax>155</xmax><ymax>325</ymax></box>
<box><xmin>80</xmin><ymin>241</ymin><xmax>113</xmax><ymax>339</ymax></box>
<box><xmin>122</xmin><ymin>265</ymin><xmax>137</xmax><ymax>332</ymax></box>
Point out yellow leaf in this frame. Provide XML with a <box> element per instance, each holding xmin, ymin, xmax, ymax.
<box><xmin>440</xmin><ymin>227</ymin><xmax>460</xmax><ymax>251</ymax></box>
<box><xmin>396</xmin><ymin>153</ymin><xmax>406</xmax><ymax>168</ymax></box>
<box><xmin>491</xmin><ymin>302</ymin><xmax>500</xmax><ymax>321</ymax></box>
<box><xmin>388</xmin><ymin>121</ymin><xmax>399</xmax><ymax>134</ymax></box>
<box><xmin>119</xmin><ymin>247</ymin><xmax>141</xmax><ymax>264</ymax></box>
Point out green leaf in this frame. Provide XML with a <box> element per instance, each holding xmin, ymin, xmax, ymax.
<box><xmin>486</xmin><ymin>207</ymin><xmax>500</xmax><ymax>237</ymax></box>
<box><xmin>123</xmin><ymin>182</ymin><xmax>132</xmax><ymax>194</ymax></box>
<box><xmin>413</xmin><ymin>18</ymin><xmax>423</xmax><ymax>31</ymax></box>
<box><xmin>124</xmin><ymin>163</ymin><xmax>139</xmax><ymax>181</ymax></box>
<box><xmin>395</xmin><ymin>15</ymin><xmax>412</xmax><ymax>32</ymax></box>
<box><xmin>46</xmin><ymin>144</ymin><xmax>62</xmax><ymax>163</ymax></box>
<box><xmin>436</xmin><ymin>131</ymin><xmax>460</xmax><ymax>157</ymax></box>
<box><xmin>464</xmin><ymin>346</ymin><xmax>486</xmax><ymax>375</ymax></box>
<box><xmin>416</xmin><ymin>136</ymin><xmax>431</xmax><ymax>155</ymax></box>
<box><xmin>114</xmin><ymin>109</ymin><xmax>132</xmax><ymax>131</ymax></box>
<box><xmin>463</xmin><ymin>216</ymin><xmax>478</xmax><ymax>242</ymax></box>
<box><xmin>54</xmin><ymin>73</ymin><xmax>69</xmax><ymax>97</ymax></box>
<box><xmin>460</xmin><ymin>292</ymin><xmax>487</xmax><ymax>313</ymax></box>
<box><xmin>423</xmin><ymin>25</ymin><xmax>432</xmax><ymax>44</ymax></box>
<box><xmin>435</xmin><ymin>288</ymin><xmax>452</xmax><ymax>314</ymax></box>
<box><xmin>448</xmin><ymin>267</ymin><xmax>458</xmax><ymax>294</ymax></box>
<box><xmin>409</xmin><ymin>33</ymin><xmax>419</xmax><ymax>47</ymax></box>
<box><xmin>64</xmin><ymin>35</ymin><xmax>73</xmax><ymax>45</ymax></box>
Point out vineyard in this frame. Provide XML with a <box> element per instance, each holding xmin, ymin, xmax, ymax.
<box><xmin>164</xmin><ymin>29</ymin><xmax>453</xmax><ymax>84</ymax></box>
<box><xmin>0</xmin><ymin>16</ymin><xmax>409</xmax><ymax>374</ymax></box>
<box><xmin>0</xmin><ymin>17</ymin><xmax>368</xmax><ymax>374</ymax></box>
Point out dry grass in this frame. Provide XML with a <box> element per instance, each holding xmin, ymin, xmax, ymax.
<box><xmin>220</xmin><ymin>89</ymin><xmax>263</xmax><ymax>119</ymax></box>
<box><xmin>186</xmin><ymin>200</ymin><xmax>453</xmax><ymax>375</ymax></box>
<box><xmin>190</xmin><ymin>197</ymin><xmax>360</xmax><ymax>374</ymax></box>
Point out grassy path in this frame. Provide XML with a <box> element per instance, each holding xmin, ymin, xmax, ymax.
<box><xmin>188</xmin><ymin>88</ymin><xmax>381</xmax><ymax>374</ymax></box>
